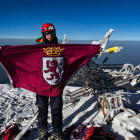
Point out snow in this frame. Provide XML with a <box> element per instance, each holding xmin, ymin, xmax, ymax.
<box><xmin>0</xmin><ymin>84</ymin><xmax>140</xmax><ymax>140</ymax></box>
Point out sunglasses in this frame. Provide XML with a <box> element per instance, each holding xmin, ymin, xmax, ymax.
<box><xmin>45</xmin><ymin>31</ymin><xmax>55</xmax><ymax>36</ymax></box>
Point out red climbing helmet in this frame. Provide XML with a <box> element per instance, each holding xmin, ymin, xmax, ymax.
<box><xmin>41</xmin><ymin>23</ymin><xmax>55</xmax><ymax>33</ymax></box>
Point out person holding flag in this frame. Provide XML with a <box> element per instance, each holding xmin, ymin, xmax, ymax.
<box><xmin>36</xmin><ymin>23</ymin><xmax>102</xmax><ymax>140</ymax></box>
<box><xmin>36</xmin><ymin>23</ymin><xmax>64</xmax><ymax>140</ymax></box>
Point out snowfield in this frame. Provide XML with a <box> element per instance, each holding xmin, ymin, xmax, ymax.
<box><xmin>0</xmin><ymin>84</ymin><xmax>140</xmax><ymax>140</ymax></box>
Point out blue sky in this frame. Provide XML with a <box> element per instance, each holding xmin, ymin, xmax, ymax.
<box><xmin>0</xmin><ymin>0</ymin><xmax>140</xmax><ymax>40</ymax></box>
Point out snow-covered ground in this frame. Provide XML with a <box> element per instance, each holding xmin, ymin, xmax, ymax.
<box><xmin>0</xmin><ymin>84</ymin><xmax>140</xmax><ymax>140</ymax></box>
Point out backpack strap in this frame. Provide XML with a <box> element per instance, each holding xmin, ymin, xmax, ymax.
<box><xmin>83</xmin><ymin>127</ymin><xmax>95</xmax><ymax>140</ymax></box>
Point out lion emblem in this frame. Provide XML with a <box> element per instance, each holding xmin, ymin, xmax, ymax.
<box><xmin>44</xmin><ymin>60</ymin><xmax>62</xmax><ymax>83</ymax></box>
<box><xmin>42</xmin><ymin>57</ymin><xmax>64</xmax><ymax>85</ymax></box>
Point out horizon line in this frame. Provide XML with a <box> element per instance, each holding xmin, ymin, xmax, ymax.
<box><xmin>0</xmin><ymin>38</ymin><xmax>140</xmax><ymax>42</ymax></box>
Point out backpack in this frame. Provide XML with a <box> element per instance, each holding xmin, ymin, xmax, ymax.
<box><xmin>0</xmin><ymin>124</ymin><xmax>20</xmax><ymax>140</ymax></box>
<box><xmin>83</xmin><ymin>127</ymin><xmax>115</xmax><ymax>140</ymax></box>
<box><xmin>63</xmin><ymin>122</ymin><xmax>95</xmax><ymax>140</ymax></box>
<box><xmin>63</xmin><ymin>124</ymin><xmax>88</xmax><ymax>140</ymax></box>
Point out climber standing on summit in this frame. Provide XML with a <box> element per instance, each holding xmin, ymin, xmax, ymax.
<box><xmin>36</xmin><ymin>23</ymin><xmax>63</xmax><ymax>140</ymax></box>
<box><xmin>36</xmin><ymin>23</ymin><xmax>102</xmax><ymax>140</ymax></box>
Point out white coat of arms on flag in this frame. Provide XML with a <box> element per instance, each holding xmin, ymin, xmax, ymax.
<box><xmin>42</xmin><ymin>57</ymin><xmax>64</xmax><ymax>85</ymax></box>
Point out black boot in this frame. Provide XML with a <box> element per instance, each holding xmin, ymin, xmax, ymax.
<box><xmin>38</xmin><ymin>128</ymin><xmax>49</xmax><ymax>140</ymax></box>
<box><xmin>50</xmin><ymin>133</ymin><xmax>62</xmax><ymax>140</ymax></box>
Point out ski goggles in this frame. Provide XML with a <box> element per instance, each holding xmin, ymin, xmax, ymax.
<box><xmin>44</xmin><ymin>31</ymin><xmax>55</xmax><ymax>36</ymax></box>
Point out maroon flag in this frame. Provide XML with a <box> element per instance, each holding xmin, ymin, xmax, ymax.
<box><xmin>0</xmin><ymin>44</ymin><xmax>100</xmax><ymax>97</ymax></box>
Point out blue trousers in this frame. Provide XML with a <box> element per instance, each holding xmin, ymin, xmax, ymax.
<box><xmin>36</xmin><ymin>94</ymin><xmax>63</xmax><ymax>133</ymax></box>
